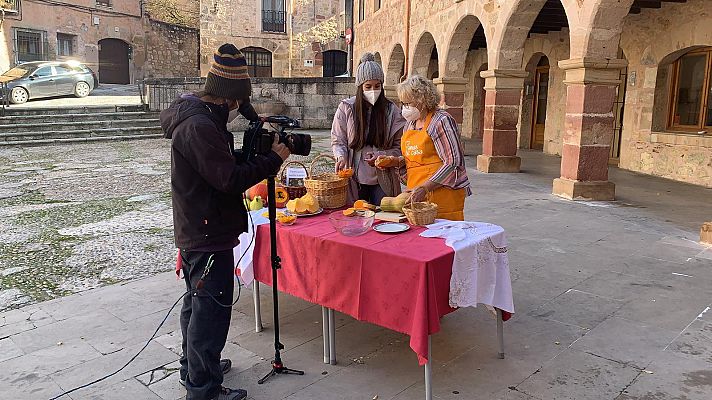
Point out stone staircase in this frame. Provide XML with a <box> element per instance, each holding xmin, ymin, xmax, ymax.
<box><xmin>0</xmin><ymin>105</ymin><xmax>164</xmax><ymax>146</ymax></box>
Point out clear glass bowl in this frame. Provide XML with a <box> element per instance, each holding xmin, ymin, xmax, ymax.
<box><xmin>329</xmin><ymin>210</ymin><xmax>375</xmax><ymax>237</ymax></box>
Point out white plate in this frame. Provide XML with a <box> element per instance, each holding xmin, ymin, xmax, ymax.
<box><xmin>373</xmin><ymin>222</ymin><xmax>410</xmax><ymax>234</ymax></box>
<box><xmin>294</xmin><ymin>208</ymin><xmax>323</xmax><ymax>217</ymax></box>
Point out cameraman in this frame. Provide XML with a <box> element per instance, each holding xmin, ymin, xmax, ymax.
<box><xmin>160</xmin><ymin>44</ymin><xmax>290</xmax><ymax>400</ymax></box>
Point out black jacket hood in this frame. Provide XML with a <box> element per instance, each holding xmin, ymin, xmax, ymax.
<box><xmin>160</xmin><ymin>95</ymin><xmax>226</xmax><ymax>139</ymax></box>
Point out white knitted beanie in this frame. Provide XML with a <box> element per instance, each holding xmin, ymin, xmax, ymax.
<box><xmin>355</xmin><ymin>52</ymin><xmax>384</xmax><ymax>87</ymax></box>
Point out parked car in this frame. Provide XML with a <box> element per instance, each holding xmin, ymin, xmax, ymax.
<box><xmin>0</xmin><ymin>61</ymin><xmax>97</xmax><ymax>104</ymax></box>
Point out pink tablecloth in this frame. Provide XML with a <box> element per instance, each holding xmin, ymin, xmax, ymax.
<box><xmin>253</xmin><ymin>211</ymin><xmax>465</xmax><ymax>365</ymax></box>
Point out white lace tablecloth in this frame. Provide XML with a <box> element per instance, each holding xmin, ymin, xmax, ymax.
<box><xmin>420</xmin><ymin>220</ymin><xmax>514</xmax><ymax>313</ymax></box>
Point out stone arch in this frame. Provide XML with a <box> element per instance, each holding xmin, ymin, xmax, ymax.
<box><xmin>491</xmin><ymin>0</ymin><xmax>577</xmax><ymax>69</ymax></box>
<box><xmin>385</xmin><ymin>43</ymin><xmax>405</xmax><ymax>85</ymax></box>
<box><xmin>411</xmin><ymin>31</ymin><xmax>437</xmax><ymax>78</ymax></box>
<box><xmin>373</xmin><ymin>52</ymin><xmax>382</xmax><ymax>67</ymax></box>
<box><xmin>443</xmin><ymin>14</ymin><xmax>486</xmax><ymax>78</ymax></box>
<box><xmin>578</xmin><ymin>0</ymin><xmax>636</xmax><ymax>59</ymax></box>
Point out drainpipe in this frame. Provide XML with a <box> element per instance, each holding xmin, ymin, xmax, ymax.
<box><xmin>401</xmin><ymin>0</ymin><xmax>411</xmax><ymax>83</ymax></box>
<box><xmin>288</xmin><ymin>0</ymin><xmax>294</xmax><ymax>78</ymax></box>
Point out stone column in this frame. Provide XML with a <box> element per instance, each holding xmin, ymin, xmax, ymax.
<box><xmin>433</xmin><ymin>77</ymin><xmax>468</xmax><ymax>128</ymax></box>
<box><xmin>553</xmin><ymin>58</ymin><xmax>628</xmax><ymax>201</ymax></box>
<box><xmin>384</xmin><ymin>84</ymin><xmax>399</xmax><ymax>104</ymax></box>
<box><xmin>476</xmin><ymin>69</ymin><xmax>528</xmax><ymax>173</ymax></box>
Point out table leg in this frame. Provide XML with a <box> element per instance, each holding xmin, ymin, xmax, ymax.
<box><xmin>322</xmin><ymin>306</ymin><xmax>330</xmax><ymax>364</ymax></box>
<box><xmin>425</xmin><ymin>335</ymin><xmax>432</xmax><ymax>400</ymax></box>
<box><xmin>328</xmin><ymin>308</ymin><xmax>336</xmax><ymax>365</ymax></box>
<box><xmin>253</xmin><ymin>282</ymin><xmax>263</xmax><ymax>333</ymax></box>
<box><xmin>496</xmin><ymin>308</ymin><xmax>505</xmax><ymax>359</ymax></box>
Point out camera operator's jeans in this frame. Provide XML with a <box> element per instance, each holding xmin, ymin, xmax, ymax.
<box><xmin>179</xmin><ymin>249</ymin><xmax>235</xmax><ymax>400</ymax></box>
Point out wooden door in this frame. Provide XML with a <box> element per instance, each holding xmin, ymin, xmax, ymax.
<box><xmin>530</xmin><ymin>66</ymin><xmax>549</xmax><ymax>150</ymax></box>
<box><xmin>98</xmin><ymin>39</ymin><xmax>130</xmax><ymax>84</ymax></box>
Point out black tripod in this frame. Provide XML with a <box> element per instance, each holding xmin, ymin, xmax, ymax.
<box><xmin>258</xmin><ymin>175</ymin><xmax>304</xmax><ymax>384</ymax></box>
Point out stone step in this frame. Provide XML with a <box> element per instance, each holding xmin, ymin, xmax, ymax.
<box><xmin>0</xmin><ymin>126</ymin><xmax>164</xmax><ymax>143</ymax></box>
<box><xmin>0</xmin><ymin>118</ymin><xmax>161</xmax><ymax>133</ymax></box>
<box><xmin>0</xmin><ymin>133</ymin><xmax>164</xmax><ymax>147</ymax></box>
<box><xmin>0</xmin><ymin>104</ymin><xmax>146</xmax><ymax>116</ymax></box>
<box><xmin>0</xmin><ymin>111</ymin><xmax>160</xmax><ymax>124</ymax></box>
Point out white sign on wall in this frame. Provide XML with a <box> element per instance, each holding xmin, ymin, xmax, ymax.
<box><xmin>93</xmin><ymin>16</ymin><xmax>100</xmax><ymax>25</ymax></box>
<box><xmin>304</xmin><ymin>60</ymin><xmax>314</xmax><ymax>67</ymax></box>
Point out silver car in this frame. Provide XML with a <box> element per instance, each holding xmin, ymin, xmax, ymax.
<box><xmin>0</xmin><ymin>61</ymin><xmax>97</xmax><ymax>104</ymax></box>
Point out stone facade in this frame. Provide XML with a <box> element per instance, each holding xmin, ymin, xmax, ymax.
<box><xmin>143</xmin><ymin>76</ymin><xmax>355</xmax><ymax>129</ymax></box>
<box><xmin>0</xmin><ymin>0</ymin><xmax>198</xmax><ymax>81</ymax></box>
<box><xmin>199</xmin><ymin>0</ymin><xmax>348</xmax><ymax>78</ymax></box>
<box><xmin>354</xmin><ymin>0</ymin><xmax>712</xmax><ymax>194</ymax></box>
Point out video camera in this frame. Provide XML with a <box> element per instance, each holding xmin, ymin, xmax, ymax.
<box><xmin>234</xmin><ymin>116</ymin><xmax>311</xmax><ymax>163</ymax></box>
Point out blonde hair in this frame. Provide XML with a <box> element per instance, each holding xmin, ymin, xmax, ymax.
<box><xmin>396</xmin><ymin>75</ymin><xmax>440</xmax><ymax>113</ymax></box>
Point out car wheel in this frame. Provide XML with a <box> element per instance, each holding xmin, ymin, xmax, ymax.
<box><xmin>74</xmin><ymin>82</ymin><xmax>91</xmax><ymax>98</ymax></box>
<box><xmin>10</xmin><ymin>87</ymin><xmax>29</xmax><ymax>104</ymax></box>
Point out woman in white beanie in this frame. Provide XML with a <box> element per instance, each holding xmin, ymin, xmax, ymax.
<box><xmin>331</xmin><ymin>52</ymin><xmax>406</xmax><ymax>205</ymax></box>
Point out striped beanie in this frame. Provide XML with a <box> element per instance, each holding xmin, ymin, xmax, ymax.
<box><xmin>204</xmin><ymin>44</ymin><xmax>252</xmax><ymax>100</ymax></box>
<box><xmin>355</xmin><ymin>52</ymin><xmax>384</xmax><ymax>87</ymax></box>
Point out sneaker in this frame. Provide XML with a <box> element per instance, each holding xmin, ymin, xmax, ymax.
<box><xmin>179</xmin><ymin>359</ymin><xmax>232</xmax><ymax>387</ymax></box>
<box><xmin>211</xmin><ymin>386</ymin><xmax>247</xmax><ymax>400</ymax></box>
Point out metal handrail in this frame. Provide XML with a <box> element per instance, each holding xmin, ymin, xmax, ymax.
<box><xmin>1</xmin><ymin>82</ymin><xmax>9</xmax><ymax>116</ymax></box>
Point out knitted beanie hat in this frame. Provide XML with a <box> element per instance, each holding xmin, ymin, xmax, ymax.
<box><xmin>204</xmin><ymin>43</ymin><xmax>252</xmax><ymax>100</ymax></box>
<box><xmin>355</xmin><ymin>52</ymin><xmax>384</xmax><ymax>87</ymax></box>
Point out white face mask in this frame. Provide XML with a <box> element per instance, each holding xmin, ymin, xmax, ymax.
<box><xmin>228</xmin><ymin>108</ymin><xmax>240</xmax><ymax>123</ymax></box>
<box><xmin>363</xmin><ymin>89</ymin><xmax>381</xmax><ymax>106</ymax></box>
<box><xmin>401</xmin><ymin>105</ymin><xmax>421</xmax><ymax>122</ymax></box>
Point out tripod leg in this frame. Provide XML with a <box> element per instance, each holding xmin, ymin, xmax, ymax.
<box><xmin>425</xmin><ymin>335</ymin><xmax>432</xmax><ymax>400</ymax></box>
<box><xmin>322</xmin><ymin>306</ymin><xmax>330</xmax><ymax>364</ymax></box>
<box><xmin>258</xmin><ymin>368</ymin><xmax>277</xmax><ymax>385</ymax></box>
<box><xmin>328</xmin><ymin>308</ymin><xmax>336</xmax><ymax>365</ymax></box>
<box><xmin>254</xmin><ymin>282</ymin><xmax>263</xmax><ymax>333</ymax></box>
<box><xmin>496</xmin><ymin>308</ymin><xmax>505</xmax><ymax>359</ymax></box>
<box><xmin>281</xmin><ymin>367</ymin><xmax>305</xmax><ymax>375</ymax></box>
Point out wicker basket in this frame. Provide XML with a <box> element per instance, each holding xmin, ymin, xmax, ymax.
<box><xmin>305</xmin><ymin>155</ymin><xmax>348</xmax><ymax>209</ymax></box>
<box><xmin>279</xmin><ymin>161</ymin><xmax>308</xmax><ymax>200</ymax></box>
<box><xmin>402</xmin><ymin>195</ymin><xmax>438</xmax><ymax>226</ymax></box>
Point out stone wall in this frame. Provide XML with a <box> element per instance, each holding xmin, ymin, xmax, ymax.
<box><xmin>144</xmin><ymin>77</ymin><xmax>355</xmax><ymax>129</ymax></box>
<box><xmin>0</xmin><ymin>0</ymin><xmax>198</xmax><ymax>82</ymax></box>
<box><xmin>144</xmin><ymin>20</ymin><xmax>200</xmax><ymax>79</ymax></box>
<box><xmin>618</xmin><ymin>0</ymin><xmax>712</xmax><ymax>187</ymax></box>
<box><xmin>199</xmin><ymin>0</ymin><xmax>347</xmax><ymax>78</ymax></box>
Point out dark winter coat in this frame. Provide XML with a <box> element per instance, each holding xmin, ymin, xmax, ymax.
<box><xmin>160</xmin><ymin>95</ymin><xmax>282</xmax><ymax>251</ymax></box>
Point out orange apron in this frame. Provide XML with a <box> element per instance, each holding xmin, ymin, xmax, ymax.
<box><xmin>402</xmin><ymin>113</ymin><xmax>466</xmax><ymax>221</ymax></box>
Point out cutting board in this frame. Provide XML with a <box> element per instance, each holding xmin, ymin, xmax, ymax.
<box><xmin>375</xmin><ymin>211</ymin><xmax>407</xmax><ymax>223</ymax></box>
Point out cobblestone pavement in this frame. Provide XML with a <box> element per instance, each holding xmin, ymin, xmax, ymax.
<box><xmin>0</xmin><ymin>132</ymin><xmax>332</xmax><ymax>311</ymax></box>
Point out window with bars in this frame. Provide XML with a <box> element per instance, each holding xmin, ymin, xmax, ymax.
<box><xmin>668</xmin><ymin>47</ymin><xmax>712</xmax><ymax>132</ymax></box>
<box><xmin>96</xmin><ymin>0</ymin><xmax>112</xmax><ymax>7</ymax></box>
<box><xmin>358</xmin><ymin>0</ymin><xmax>365</xmax><ymax>22</ymax></box>
<box><xmin>57</xmin><ymin>33</ymin><xmax>76</xmax><ymax>57</ymax></box>
<box><xmin>14</xmin><ymin>28</ymin><xmax>48</xmax><ymax>64</ymax></box>
<box><xmin>262</xmin><ymin>0</ymin><xmax>286</xmax><ymax>33</ymax></box>
<box><xmin>0</xmin><ymin>0</ymin><xmax>21</xmax><ymax>13</ymax></box>
<box><xmin>242</xmin><ymin>47</ymin><xmax>273</xmax><ymax>78</ymax></box>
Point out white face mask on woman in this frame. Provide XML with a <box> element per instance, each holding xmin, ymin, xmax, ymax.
<box><xmin>401</xmin><ymin>105</ymin><xmax>421</xmax><ymax>122</ymax></box>
<box><xmin>363</xmin><ymin>89</ymin><xmax>381</xmax><ymax>106</ymax></box>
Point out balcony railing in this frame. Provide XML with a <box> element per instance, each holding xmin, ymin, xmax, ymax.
<box><xmin>262</xmin><ymin>10</ymin><xmax>286</xmax><ymax>33</ymax></box>
<box><xmin>0</xmin><ymin>0</ymin><xmax>20</xmax><ymax>13</ymax></box>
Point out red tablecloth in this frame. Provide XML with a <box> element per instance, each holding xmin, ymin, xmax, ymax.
<box><xmin>253</xmin><ymin>211</ymin><xmax>457</xmax><ymax>365</ymax></box>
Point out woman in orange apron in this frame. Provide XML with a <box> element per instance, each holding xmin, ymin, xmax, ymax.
<box><xmin>376</xmin><ymin>75</ymin><xmax>471</xmax><ymax>220</ymax></box>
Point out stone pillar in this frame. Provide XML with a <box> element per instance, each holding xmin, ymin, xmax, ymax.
<box><xmin>476</xmin><ymin>69</ymin><xmax>528</xmax><ymax>173</ymax></box>
<box><xmin>553</xmin><ymin>58</ymin><xmax>628</xmax><ymax>201</ymax></box>
<box><xmin>384</xmin><ymin>84</ymin><xmax>399</xmax><ymax>104</ymax></box>
<box><xmin>702</xmin><ymin>222</ymin><xmax>712</xmax><ymax>245</ymax></box>
<box><xmin>433</xmin><ymin>77</ymin><xmax>468</xmax><ymax>127</ymax></box>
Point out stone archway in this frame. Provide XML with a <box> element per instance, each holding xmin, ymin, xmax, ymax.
<box><xmin>385</xmin><ymin>43</ymin><xmax>405</xmax><ymax>85</ymax></box>
<box><xmin>411</xmin><ymin>32</ymin><xmax>437</xmax><ymax>78</ymax></box>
